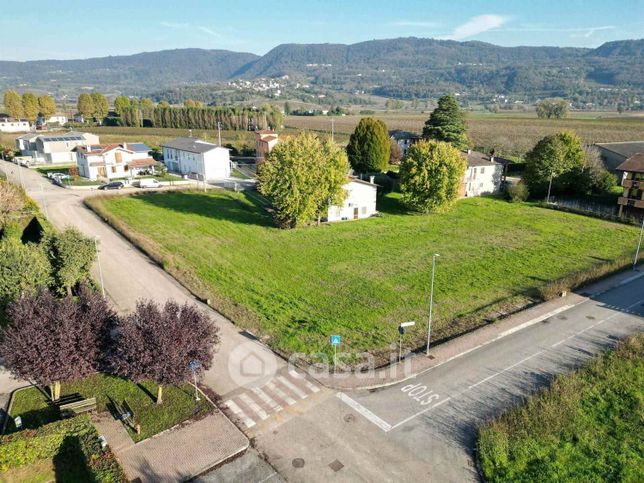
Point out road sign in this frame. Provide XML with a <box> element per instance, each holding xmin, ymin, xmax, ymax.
<box><xmin>330</xmin><ymin>335</ymin><xmax>341</xmax><ymax>346</ymax></box>
<box><xmin>188</xmin><ymin>360</ymin><xmax>201</xmax><ymax>370</ymax></box>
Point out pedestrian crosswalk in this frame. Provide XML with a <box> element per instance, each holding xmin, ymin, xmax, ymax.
<box><xmin>223</xmin><ymin>370</ymin><xmax>322</xmax><ymax>429</ymax></box>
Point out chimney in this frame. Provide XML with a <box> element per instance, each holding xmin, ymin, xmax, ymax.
<box><xmin>467</xmin><ymin>149</ymin><xmax>471</xmax><ymax>155</ymax></box>
<box><xmin>369</xmin><ymin>175</ymin><xmax>375</xmax><ymax>184</ymax></box>
<box><xmin>490</xmin><ymin>155</ymin><xmax>495</xmax><ymax>162</ymax></box>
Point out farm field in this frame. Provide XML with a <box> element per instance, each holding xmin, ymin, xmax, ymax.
<box><xmin>86</xmin><ymin>190</ymin><xmax>641</xmax><ymax>361</ymax></box>
<box><xmin>284</xmin><ymin>112</ymin><xmax>644</xmax><ymax>156</ymax></box>
<box><xmin>477</xmin><ymin>333</ymin><xmax>644</xmax><ymax>482</ymax></box>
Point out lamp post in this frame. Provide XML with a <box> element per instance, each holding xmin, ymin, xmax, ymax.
<box><xmin>426</xmin><ymin>253</ymin><xmax>440</xmax><ymax>355</ymax></box>
<box><xmin>634</xmin><ymin>216</ymin><xmax>644</xmax><ymax>270</ymax></box>
<box><xmin>189</xmin><ymin>360</ymin><xmax>201</xmax><ymax>401</ymax></box>
<box><xmin>94</xmin><ymin>237</ymin><xmax>105</xmax><ymax>298</ymax></box>
<box><xmin>546</xmin><ymin>173</ymin><xmax>553</xmax><ymax>203</ymax></box>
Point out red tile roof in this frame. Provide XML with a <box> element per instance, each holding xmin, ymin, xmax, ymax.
<box><xmin>616</xmin><ymin>153</ymin><xmax>644</xmax><ymax>173</ymax></box>
<box><xmin>127</xmin><ymin>158</ymin><xmax>155</xmax><ymax>168</ymax></box>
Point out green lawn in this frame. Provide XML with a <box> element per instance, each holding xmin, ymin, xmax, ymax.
<box><xmin>477</xmin><ymin>333</ymin><xmax>644</xmax><ymax>482</ymax></box>
<box><xmin>7</xmin><ymin>374</ymin><xmax>211</xmax><ymax>442</ymax></box>
<box><xmin>86</xmin><ymin>191</ymin><xmax>641</xmax><ymax>360</ymax></box>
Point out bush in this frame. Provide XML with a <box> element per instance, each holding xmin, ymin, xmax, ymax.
<box><xmin>505</xmin><ymin>183</ymin><xmax>529</xmax><ymax>202</ymax></box>
<box><xmin>0</xmin><ymin>416</ymin><xmax>126</xmax><ymax>481</ymax></box>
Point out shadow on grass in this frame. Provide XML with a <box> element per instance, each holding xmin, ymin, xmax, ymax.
<box><xmin>133</xmin><ymin>190</ymin><xmax>274</xmax><ymax>228</ymax></box>
<box><xmin>53</xmin><ymin>435</ymin><xmax>92</xmax><ymax>482</ymax></box>
<box><xmin>136</xmin><ymin>383</ymin><xmax>158</xmax><ymax>404</ymax></box>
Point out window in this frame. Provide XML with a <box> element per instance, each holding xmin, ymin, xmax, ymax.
<box><xmin>111</xmin><ymin>166</ymin><xmax>116</xmax><ymax>173</ymax></box>
<box><xmin>480</xmin><ymin>167</ymin><xmax>485</xmax><ymax>174</ymax></box>
<box><xmin>361</xmin><ymin>207</ymin><xmax>367</xmax><ymax>215</ymax></box>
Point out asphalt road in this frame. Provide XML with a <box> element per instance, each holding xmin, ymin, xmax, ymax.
<box><xmin>255</xmin><ymin>275</ymin><xmax>644</xmax><ymax>482</ymax></box>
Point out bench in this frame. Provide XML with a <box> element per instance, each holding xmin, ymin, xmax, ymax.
<box><xmin>112</xmin><ymin>399</ymin><xmax>136</xmax><ymax>428</ymax></box>
<box><xmin>59</xmin><ymin>397</ymin><xmax>97</xmax><ymax>418</ymax></box>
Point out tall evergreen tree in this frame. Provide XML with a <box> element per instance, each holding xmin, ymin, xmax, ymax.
<box><xmin>346</xmin><ymin>117</ymin><xmax>390</xmax><ymax>173</ymax></box>
<box><xmin>422</xmin><ymin>95</ymin><xmax>469</xmax><ymax>150</ymax></box>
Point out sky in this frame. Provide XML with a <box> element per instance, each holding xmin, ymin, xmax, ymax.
<box><xmin>0</xmin><ymin>0</ymin><xmax>642</xmax><ymax>61</ymax></box>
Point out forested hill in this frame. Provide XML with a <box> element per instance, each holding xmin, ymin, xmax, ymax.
<box><xmin>0</xmin><ymin>38</ymin><xmax>642</xmax><ymax>100</ymax></box>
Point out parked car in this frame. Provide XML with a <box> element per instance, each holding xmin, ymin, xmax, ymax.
<box><xmin>139</xmin><ymin>178</ymin><xmax>160</xmax><ymax>189</ymax></box>
<box><xmin>47</xmin><ymin>171</ymin><xmax>67</xmax><ymax>179</ymax></box>
<box><xmin>98</xmin><ymin>181</ymin><xmax>125</xmax><ymax>190</ymax></box>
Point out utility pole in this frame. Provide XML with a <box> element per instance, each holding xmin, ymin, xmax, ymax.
<box><xmin>217</xmin><ymin>121</ymin><xmax>222</xmax><ymax>146</ymax></box>
<box><xmin>426</xmin><ymin>253</ymin><xmax>440</xmax><ymax>355</ymax></box>
<box><xmin>634</xmin><ymin>217</ymin><xmax>644</xmax><ymax>270</ymax></box>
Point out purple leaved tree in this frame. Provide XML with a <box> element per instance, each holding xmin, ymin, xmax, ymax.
<box><xmin>0</xmin><ymin>288</ymin><xmax>115</xmax><ymax>400</ymax></box>
<box><xmin>110</xmin><ymin>300</ymin><xmax>219</xmax><ymax>404</ymax></box>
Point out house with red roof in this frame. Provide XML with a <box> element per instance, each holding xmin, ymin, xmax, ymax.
<box><xmin>76</xmin><ymin>143</ymin><xmax>155</xmax><ymax>180</ymax></box>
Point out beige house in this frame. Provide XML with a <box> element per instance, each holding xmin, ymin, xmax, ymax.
<box><xmin>616</xmin><ymin>153</ymin><xmax>644</xmax><ymax>216</ymax></box>
<box><xmin>460</xmin><ymin>150</ymin><xmax>507</xmax><ymax>197</ymax></box>
<box><xmin>255</xmin><ymin>130</ymin><xmax>279</xmax><ymax>162</ymax></box>
<box><xmin>76</xmin><ymin>143</ymin><xmax>154</xmax><ymax>180</ymax></box>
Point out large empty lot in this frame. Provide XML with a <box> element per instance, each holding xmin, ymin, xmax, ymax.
<box><xmin>87</xmin><ymin>191</ymin><xmax>640</xmax><ymax>360</ymax></box>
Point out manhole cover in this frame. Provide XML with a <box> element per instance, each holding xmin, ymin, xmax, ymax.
<box><xmin>427</xmin><ymin>355</ymin><xmax>435</xmax><ymax>360</ymax></box>
<box><xmin>542</xmin><ymin>318</ymin><xmax>551</xmax><ymax>324</ymax></box>
<box><xmin>329</xmin><ymin>459</ymin><xmax>344</xmax><ymax>472</ymax></box>
<box><xmin>292</xmin><ymin>458</ymin><xmax>305</xmax><ymax>468</ymax></box>
<box><xmin>344</xmin><ymin>413</ymin><xmax>355</xmax><ymax>423</ymax></box>
<box><xmin>586</xmin><ymin>315</ymin><xmax>596</xmax><ymax>320</ymax></box>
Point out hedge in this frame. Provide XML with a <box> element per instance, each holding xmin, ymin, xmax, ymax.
<box><xmin>0</xmin><ymin>415</ymin><xmax>126</xmax><ymax>481</ymax></box>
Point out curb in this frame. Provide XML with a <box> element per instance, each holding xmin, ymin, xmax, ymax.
<box><xmin>1</xmin><ymin>385</ymin><xmax>33</xmax><ymax>435</ymax></box>
<box><xmin>314</xmin><ymin>266</ymin><xmax>643</xmax><ymax>391</ymax></box>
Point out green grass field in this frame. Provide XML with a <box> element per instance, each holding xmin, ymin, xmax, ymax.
<box><xmin>7</xmin><ymin>374</ymin><xmax>211</xmax><ymax>442</ymax></box>
<box><xmin>477</xmin><ymin>333</ymin><xmax>644</xmax><ymax>482</ymax></box>
<box><xmin>86</xmin><ymin>190</ymin><xmax>641</xmax><ymax>361</ymax></box>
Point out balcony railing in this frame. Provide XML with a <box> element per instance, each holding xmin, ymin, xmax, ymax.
<box><xmin>618</xmin><ymin>196</ymin><xmax>644</xmax><ymax>208</ymax></box>
<box><xmin>622</xmin><ymin>179</ymin><xmax>642</xmax><ymax>189</ymax></box>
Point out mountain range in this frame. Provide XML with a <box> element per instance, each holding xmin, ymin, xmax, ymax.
<box><xmin>0</xmin><ymin>37</ymin><xmax>642</xmax><ymax>102</ymax></box>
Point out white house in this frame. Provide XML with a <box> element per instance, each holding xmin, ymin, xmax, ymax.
<box><xmin>47</xmin><ymin>114</ymin><xmax>68</xmax><ymax>125</ymax></box>
<box><xmin>0</xmin><ymin>117</ymin><xmax>30</xmax><ymax>133</ymax></box>
<box><xmin>461</xmin><ymin>150</ymin><xmax>505</xmax><ymax>197</ymax></box>
<box><xmin>162</xmin><ymin>137</ymin><xmax>231</xmax><ymax>180</ymax></box>
<box><xmin>389</xmin><ymin>129</ymin><xmax>421</xmax><ymax>156</ymax></box>
<box><xmin>76</xmin><ymin>143</ymin><xmax>155</xmax><ymax>180</ymax></box>
<box><xmin>326</xmin><ymin>177</ymin><xmax>378</xmax><ymax>222</ymax></box>
<box><xmin>15</xmin><ymin>131</ymin><xmax>99</xmax><ymax>164</ymax></box>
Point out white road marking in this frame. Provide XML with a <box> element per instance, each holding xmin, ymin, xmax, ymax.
<box><xmin>224</xmin><ymin>399</ymin><xmax>256</xmax><ymax>428</ymax></box>
<box><xmin>467</xmin><ymin>351</ymin><xmax>545</xmax><ymax>390</ymax></box>
<box><xmin>277</xmin><ymin>375</ymin><xmax>308</xmax><ymax>399</ymax></box>
<box><xmin>336</xmin><ymin>392</ymin><xmax>392</xmax><ymax>432</ymax></box>
<box><xmin>289</xmin><ymin>369</ymin><xmax>321</xmax><ymax>393</ymax></box>
<box><xmin>266</xmin><ymin>381</ymin><xmax>297</xmax><ymax>405</ymax></box>
<box><xmin>389</xmin><ymin>397</ymin><xmax>453</xmax><ymax>431</ymax></box>
<box><xmin>252</xmin><ymin>387</ymin><xmax>283</xmax><ymax>412</ymax></box>
<box><xmin>239</xmin><ymin>393</ymin><xmax>269</xmax><ymax>420</ymax></box>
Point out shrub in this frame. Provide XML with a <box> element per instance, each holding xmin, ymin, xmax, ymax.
<box><xmin>505</xmin><ymin>183</ymin><xmax>529</xmax><ymax>202</ymax></box>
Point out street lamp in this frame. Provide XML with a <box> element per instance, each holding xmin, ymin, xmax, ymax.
<box><xmin>634</xmin><ymin>217</ymin><xmax>644</xmax><ymax>270</ymax></box>
<box><xmin>426</xmin><ymin>253</ymin><xmax>440</xmax><ymax>355</ymax></box>
<box><xmin>94</xmin><ymin>237</ymin><xmax>105</xmax><ymax>298</ymax></box>
<box><xmin>546</xmin><ymin>173</ymin><xmax>554</xmax><ymax>204</ymax></box>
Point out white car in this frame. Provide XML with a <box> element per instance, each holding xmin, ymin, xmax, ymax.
<box><xmin>139</xmin><ymin>178</ymin><xmax>160</xmax><ymax>189</ymax></box>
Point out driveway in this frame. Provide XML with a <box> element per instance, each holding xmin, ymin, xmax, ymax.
<box><xmin>0</xmin><ymin>161</ymin><xmax>282</xmax><ymax>398</ymax></box>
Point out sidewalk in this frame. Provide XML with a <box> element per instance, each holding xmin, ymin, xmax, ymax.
<box><xmin>94</xmin><ymin>411</ymin><xmax>248</xmax><ymax>482</ymax></box>
<box><xmin>314</xmin><ymin>268</ymin><xmax>643</xmax><ymax>391</ymax></box>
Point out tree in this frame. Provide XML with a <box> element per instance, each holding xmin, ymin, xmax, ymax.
<box><xmin>45</xmin><ymin>227</ymin><xmax>96</xmax><ymax>296</ymax></box>
<box><xmin>184</xmin><ymin>99</ymin><xmax>197</xmax><ymax>108</ymax></box>
<box><xmin>109</xmin><ymin>300</ymin><xmax>219</xmax><ymax>404</ymax></box>
<box><xmin>389</xmin><ymin>138</ymin><xmax>403</xmax><ymax>165</ymax></box>
<box><xmin>0</xmin><ymin>289</ymin><xmax>113</xmax><ymax>400</ymax></box>
<box><xmin>77</xmin><ymin>93</ymin><xmax>94</xmax><ymax>119</ymax></box>
<box><xmin>284</xmin><ymin>101</ymin><xmax>292</xmax><ymax>115</ymax></box>
<box><xmin>422</xmin><ymin>95</ymin><xmax>469</xmax><ymax>150</ymax></box>
<box><xmin>113</xmin><ymin>95</ymin><xmax>131</xmax><ymax>115</ymax></box>
<box><xmin>524</xmin><ymin>131</ymin><xmax>586</xmax><ymax>196</ymax></box>
<box><xmin>346</xmin><ymin>117</ymin><xmax>390</xmax><ymax>173</ymax></box>
<box><xmin>258</xmin><ymin>133</ymin><xmax>349</xmax><ymax>228</ymax></box>
<box><xmin>139</xmin><ymin>97</ymin><xmax>155</xmax><ymax>109</ymax></box>
<box><xmin>91</xmin><ymin>92</ymin><xmax>109</xmax><ymax>121</ymax></box>
<box><xmin>3</xmin><ymin>90</ymin><xmax>23</xmax><ymax>119</ymax></box>
<box><xmin>0</xmin><ymin>238</ymin><xmax>51</xmax><ymax>315</ymax></box>
<box><xmin>0</xmin><ymin>180</ymin><xmax>27</xmax><ymax>226</ymax></box>
<box><xmin>37</xmin><ymin>95</ymin><xmax>56</xmax><ymax>118</ymax></box>
<box><xmin>158</xmin><ymin>99</ymin><xmax>170</xmax><ymax>108</ymax></box>
<box><xmin>21</xmin><ymin>93</ymin><xmax>39</xmax><ymax>121</ymax></box>
<box><xmin>399</xmin><ymin>140</ymin><xmax>467</xmax><ymax>213</ymax></box>
<box><xmin>535</xmin><ymin>99</ymin><xmax>569</xmax><ymax>119</ymax></box>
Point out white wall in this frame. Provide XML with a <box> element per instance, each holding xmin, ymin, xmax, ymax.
<box><xmin>162</xmin><ymin>146</ymin><xmax>231</xmax><ymax>180</ymax></box>
<box><xmin>327</xmin><ymin>181</ymin><xmax>378</xmax><ymax>222</ymax></box>
<box><xmin>0</xmin><ymin>121</ymin><xmax>30</xmax><ymax>133</ymax></box>
<box><xmin>463</xmin><ymin>164</ymin><xmax>503</xmax><ymax>197</ymax></box>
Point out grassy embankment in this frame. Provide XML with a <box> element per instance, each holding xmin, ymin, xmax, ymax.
<box><xmin>86</xmin><ymin>190</ymin><xmax>642</xmax><ymax>362</ymax></box>
<box><xmin>478</xmin><ymin>333</ymin><xmax>644</xmax><ymax>482</ymax></box>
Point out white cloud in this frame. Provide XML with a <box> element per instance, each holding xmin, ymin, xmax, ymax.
<box><xmin>442</xmin><ymin>14</ymin><xmax>510</xmax><ymax>40</ymax></box>
<box><xmin>160</xmin><ymin>21</ymin><xmax>220</xmax><ymax>38</ymax></box>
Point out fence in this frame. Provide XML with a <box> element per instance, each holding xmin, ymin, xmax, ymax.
<box><xmin>546</xmin><ymin>197</ymin><xmax>644</xmax><ymax>226</ymax></box>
